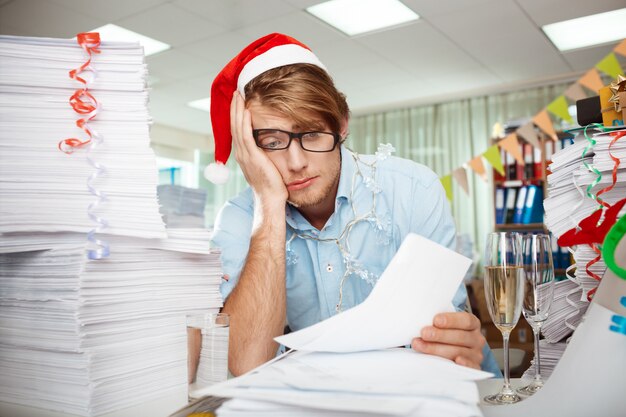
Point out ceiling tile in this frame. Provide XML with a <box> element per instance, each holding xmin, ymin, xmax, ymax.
<box><xmin>173</xmin><ymin>0</ymin><xmax>298</xmax><ymax>31</ymax></box>
<box><xmin>562</xmin><ymin>43</ymin><xmax>621</xmax><ymax>72</ymax></box>
<box><xmin>428</xmin><ymin>0</ymin><xmax>571</xmax><ymax>82</ymax></box>
<box><xmin>515</xmin><ymin>0</ymin><xmax>626</xmax><ymax>26</ymax></box>
<box><xmin>402</xmin><ymin>0</ymin><xmax>500</xmax><ymax>18</ymax></box>
<box><xmin>0</xmin><ymin>0</ymin><xmax>103</xmax><ymax>38</ymax></box>
<box><xmin>49</xmin><ymin>0</ymin><xmax>170</xmax><ymax>22</ymax></box>
<box><xmin>147</xmin><ymin>49</ymin><xmax>221</xmax><ymax>81</ymax></box>
<box><xmin>313</xmin><ymin>39</ymin><xmax>383</xmax><ymax>72</ymax></box>
<box><xmin>331</xmin><ymin>60</ymin><xmax>418</xmax><ymax>91</ymax></box>
<box><xmin>117</xmin><ymin>3</ymin><xmax>227</xmax><ymax>47</ymax></box>
<box><xmin>238</xmin><ymin>10</ymin><xmax>345</xmax><ymax>48</ymax></box>
<box><xmin>355</xmin><ymin>21</ymin><xmax>492</xmax><ymax>80</ymax></box>
<box><xmin>179</xmin><ymin>31</ymin><xmax>254</xmax><ymax>68</ymax></box>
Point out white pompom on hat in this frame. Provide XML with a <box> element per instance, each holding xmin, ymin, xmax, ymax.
<box><xmin>205</xmin><ymin>33</ymin><xmax>327</xmax><ymax>184</ymax></box>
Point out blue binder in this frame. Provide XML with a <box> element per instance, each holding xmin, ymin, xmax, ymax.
<box><xmin>495</xmin><ymin>187</ymin><xmax>506</xmax><ymax>224</ymax></box>
<box><xmin>513</xmin><ymin>186</ymin><xmax>527</xmax><ymax>224</ymax></box>
<box><xmin>522</xmin><ymin>185</ymin><xmax>544</xmax><ymax>224</ymax></box>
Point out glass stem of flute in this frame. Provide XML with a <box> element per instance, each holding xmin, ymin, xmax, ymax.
<box><xmin>503</xmin><ymin>332</ymin><xmax>513</xmax><ymax>391</ymax></box>
<box><xmin>533</xmin><ymin>326</ymin><xmax>541</xmax><ymax>381</ymax></box>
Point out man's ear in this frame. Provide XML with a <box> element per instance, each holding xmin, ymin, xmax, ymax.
<box><xmin>340</xmin><ymin>118</ymin><xmax>349</xmax><ymax>140</ymax></box>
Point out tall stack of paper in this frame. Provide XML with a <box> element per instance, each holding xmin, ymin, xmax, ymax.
<box><xmin>0</xmin><ymin>34</ymin><xmax>223</xmax><ymax>417</ymax></box>
<box><xmin>521</xmin><ymin>340</ymin><xmax>567</xmax><ymax>381</ymax></box>
<box><xmin>158</xmin><ymin>184</ymin><xmax>208</xmax><ymax>228</ymax></box>
<box><xmin>542</xmin><ymin>127</ymin><xmax>626</xmax><ymax>343</ymax></box>
<box><xmin>0</xmin><ymin>35</ymin><xmax>165</xmax><ymax>238</ymax></box>
<box><xmin>0</xmin><ymin>232</ymin><xmax>223</xmax><ymax>415</ymax></box>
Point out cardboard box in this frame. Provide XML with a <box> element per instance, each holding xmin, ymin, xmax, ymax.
<box><xmin>599</xmin><ymin>86</ymin><xmax>624</xmax><ymax>127</ymax></box>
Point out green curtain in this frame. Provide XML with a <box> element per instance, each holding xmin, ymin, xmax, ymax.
<box><xmin>348</xmin><ymin>82</ymin><xmax>571</xmax><ymax>258</ymax></box>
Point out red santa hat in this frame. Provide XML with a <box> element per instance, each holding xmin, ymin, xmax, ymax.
<box><xmin>204</xmin><ymin>33</ymin><xmax>327</xmax><ymax>184</ymax></box>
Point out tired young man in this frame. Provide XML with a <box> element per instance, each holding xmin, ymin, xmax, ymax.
<box><xmin>206</xmin><ymin>33</ymin><xmax>499</xmax><ymax>376</ymax></box>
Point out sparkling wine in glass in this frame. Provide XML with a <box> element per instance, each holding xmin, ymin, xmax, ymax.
<box><xmin>483</xmin><ymin>232</ymin><xmax>525</xmax><ymax>405</ymax></box>
<box><xmin>517</xmin><ymin>234</ymin><xmax>555</xmax><ymax>396</ymax></box>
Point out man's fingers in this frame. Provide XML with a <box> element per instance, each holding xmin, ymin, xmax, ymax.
<box><xmin>412</xmin><ymin>338</ymin><xmax>483</xmax><ymax>369</ymax></box>
<box><xmin>420</xmin><ymin>326</ymin><xmax>485</xmax><ymax>349</ymax></box>
<box><xmin>434</xmin><ymin>312</ymin><xmax>481</xmax><ymax>331</ymax></box>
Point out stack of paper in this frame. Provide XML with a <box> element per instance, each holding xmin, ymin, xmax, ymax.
<box><xmin>542</xmin><ymin>127</ymin><xmax>626</xmax><ymax>343</ymax></box>
<box><xmin>0</xmin><ymin>231</ymin><xmax>223</xmax><ymax>415</ymax></box>
<box><xmin>0</xmin><ymin>34</ymin><xmax>223</xmax><ymax>417</ymax></box>
<box><xmin>183</xmin><ymin>349</ymin><xmax>492</xmax><ymax>417</ymax></box>
<box><xmin>158</xmin><ymin>185</ymin><xmax>208</xmax><ymax>228</ymax></box>
<box><xmin>173</xmin><ymin>234</ymin><xmax>488</xmax><ymax>417</ymax></box>
<box><xmin>541</xmin><ymin>275</ymin><xmax>587</xmax><ymax>343</ymax></box>
<box><xmin>0</xmin><ymin>35</ymin><xmax>165</xmax><ymax>238</ymax></box>
<box><xmin>521</xmin><ymin>340</ymin><xmax>567</xmax><ymax>381</ymax></box>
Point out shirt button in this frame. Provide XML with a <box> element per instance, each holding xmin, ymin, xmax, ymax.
<box><xmin>326</xmin><ymin>264</ymin><xmax>333</xmax><ymax>272</ymax></box>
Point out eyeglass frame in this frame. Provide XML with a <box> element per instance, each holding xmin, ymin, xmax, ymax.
<box><xmin>252</xmin><ymin>128</ymin><xmax>341</xmax><ymax>153</ymax></box>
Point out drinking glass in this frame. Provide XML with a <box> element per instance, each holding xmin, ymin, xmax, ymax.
<box><xmin>483</xmin><ymin>232</ymin><xmax>525</xmax><ymax>405</ymax></box>
<box><xmin>517</xmin><ymin>234</ymin><xmax>555</xmax><ymax>395</ymax></box>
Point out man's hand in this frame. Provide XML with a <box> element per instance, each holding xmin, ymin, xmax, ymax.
<box><xmin>411</xmin><ymin>311</ymin><xmax>486</xmax><ymax>369</ymax></box>
<box><xmin>231</xmin><ymin>91</ymin><xmax>287</xmax><ymax>206</ymax></box>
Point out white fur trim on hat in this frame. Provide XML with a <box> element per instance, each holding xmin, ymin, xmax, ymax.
<box><xmin>204</xmin><ymin>162</ymin><xmax>230</xmax><ymax>184</ymax></box>
<box><xmin>237</xmin><ymin>44</ymin><xmax>327</xmax><ymax>96</ymax></box>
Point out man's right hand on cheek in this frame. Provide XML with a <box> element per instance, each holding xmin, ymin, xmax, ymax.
<box><xmin>230</xmin><ymin>91</ymin><xmax>288</xmax><ymax>206</ymax></box>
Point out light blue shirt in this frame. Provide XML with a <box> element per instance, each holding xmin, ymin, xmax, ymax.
<box><xmin>213</xmin><ymin>145</ymin><xmax>500</xmax><ymax>375</ymax></box>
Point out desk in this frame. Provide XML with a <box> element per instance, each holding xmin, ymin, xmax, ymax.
<box><xmin>0</xmin><ymin>378</ymin><xmax>528</xmax><ymax>417</ymax></box>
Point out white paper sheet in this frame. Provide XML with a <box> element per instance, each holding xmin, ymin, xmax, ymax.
<box><xmin>275</xmin><ymin>233</ymin><xmax>472</xmax><ymax>352</ymax></box>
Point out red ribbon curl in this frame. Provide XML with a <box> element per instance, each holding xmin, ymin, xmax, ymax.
<box><xmin>58</xmin><ymin>32</ymin><xmax>101</xmax><ymax>153</ymax></box>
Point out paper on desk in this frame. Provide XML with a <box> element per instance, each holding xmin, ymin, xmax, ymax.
<box><xmin>275</xmin><ymin>233</ymin><xmax>472</xmax><ymax>352</ymax></box>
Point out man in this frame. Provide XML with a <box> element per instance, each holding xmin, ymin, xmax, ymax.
<box><xmin>206</xmin><ymin>33</ymin><xmax>499</xmax><ymax>376</ymax></box>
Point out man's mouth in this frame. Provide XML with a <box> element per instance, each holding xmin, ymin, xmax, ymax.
<box><xmin>287</xmin><ymin>177</ymin><xmax>317</xmax><ymax>191</ymax></box>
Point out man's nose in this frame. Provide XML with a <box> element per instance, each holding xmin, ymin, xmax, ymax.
<box><xmin>285</xmin><ymin>139</ymin><xmax>308</xmax><ymax>172</ymax></box>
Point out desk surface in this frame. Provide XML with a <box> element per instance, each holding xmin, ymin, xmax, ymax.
<box><xmin>1</xmin><ymin>378</ymin><xmax>527</xmax><ymax>417</ymax></box>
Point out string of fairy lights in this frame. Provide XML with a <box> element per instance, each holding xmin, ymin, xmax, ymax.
<box><xmin>286</xmin><ymin>143</ymin><xmax>396</xmax><ymax>312</ymax></box>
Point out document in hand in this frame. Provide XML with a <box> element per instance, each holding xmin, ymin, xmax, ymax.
<box><xmin>275</xmin><ymin>233</ymin><xmax>472</xmax><ymax>352</ymax></box>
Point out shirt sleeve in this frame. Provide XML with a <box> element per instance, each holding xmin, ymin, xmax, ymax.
<box><xmin>211</xmin><ymin>192</ymin><xmax>254</xmax><ymax>302</ymax></box>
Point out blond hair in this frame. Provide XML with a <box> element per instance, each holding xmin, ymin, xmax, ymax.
<box><xmin>244</xmin><ymin>64</ymin><xmax>349</xmax><ymax>135</ymax></box>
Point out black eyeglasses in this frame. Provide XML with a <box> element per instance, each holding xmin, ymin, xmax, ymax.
<box><xmin>252</xmin><ymin>129</ymin><xmax>340</xmax><ymax>152</ymax></box>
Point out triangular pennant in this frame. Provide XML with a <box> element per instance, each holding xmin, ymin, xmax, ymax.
<box><xmin>452</xmin><ymin>167</ymin><xmax>469</xmax><ymax>196</ymax></box>
<box><xmin>564</xmin><ymin>82</ymin><xmax>587</xmax><ymax>102</ymax></box>
<box><xmin>546</xmin><ymin>95</ymin><xmax>574</xmax><ymax>124</ymax></box>
<box><xmin>483</xmin><ymin>145</ymin><xmax>505</xmax><ymax>176</ymax></box>
<box><xmin>532</xmin><ymin>110</ymin><xmax>557</xmax><ymax>141</ymax></box>
<box><xmin>516</xmin><ymin>122</ymin><xmax>540</xmax><ymax>149</ymax></box>
<box><xmin>468</xmin><ymin>155</ymin><xmax>487</xmax><ymax>181</ymax></box>
<box><xmin>497</xmin><ymin>133</ymin><xmax>524</xmax><ymax>165</ymax></box>
<box><xmin>578</xmin><ymin>68</ymin><xmax>604</xmax><ymax>93</ymax></box>
<box><xmin>615</xmin><ymin>38</ymin><xmax>626</xmax><ymax>58</ymax></box>
<box><xmin>596</xmin><ymin>52</ymin><xmax>623</xmax><ymax>79</ymax></box>
<box><xmin>440</xmin><ymin>175</ymin><xmax>453</xmax><ymax>201</ymax></box>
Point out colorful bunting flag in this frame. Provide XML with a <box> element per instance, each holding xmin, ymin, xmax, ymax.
<box><xmin>468</xmin><ymin>155</ymin><xmax>487</xmax><ymax>181</ymax></box>
<box><xmin>483</xmin><ymin>145</ymin><xmax>505</xmax><ymax>176</ymax></box>
<box><xmin>578</xmin><ymin>68</ymin><xmax>604</xmax><ymax>93</ymax></box>
<box><xmin>516</xmin><ymin>122</ymin><xmax>540</xmax><ymax>149</ymax></box>
<box><xmin>615</xmin><ymin>38</ymin><xmax>626</xmax><ymax>58</ymax></box>
<box><xmin>452</xmin><ymin>167</ymin><xmax>469</xmax><ymax>195</ymax></box>
<box><xmin>596</xmin><ymin>52</ymin><xmax>623</xmax><ymax>79</ymax></box>
<box><xmin>440</xmin><ymin>175</ymin><xmax>453</xmax><ymax>201</ymax></box>
<box><xmin>498</xmin><ymin>133</ymin><xmax>524</xmax><ymax>165</ymax></box>
<box><xmin>532</xmin><ymin>110</ymin><xmax>557</xmax><ymax>141</ymax></box>
<box><xmin>563</xmin><ymin>82</ymin><xmax>587</xmax><ymax>102</ymax></box>
<box><xmin>546</xmin><ymin>95</ymin><xmax>573</xmax><ymax>124</ymax></box>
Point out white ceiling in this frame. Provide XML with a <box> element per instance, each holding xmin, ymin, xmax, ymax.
<box><xmin>1</xmin><ymin>0</ymin><xmax>624</xmax><ymax>137</ymax></box>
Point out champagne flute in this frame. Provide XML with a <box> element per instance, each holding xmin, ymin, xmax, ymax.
<box><xmin>483</xmin><ymin>232</ymin><xmax>525</xmax><ymax>405</ymax></box>
<box><xmin>517</xmin><ymin>234</ymin><xmax>555</xmax><ymax>395</ymax></box>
